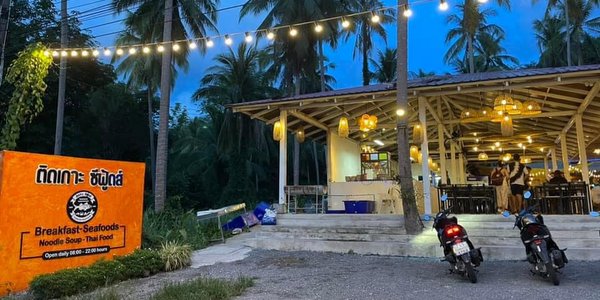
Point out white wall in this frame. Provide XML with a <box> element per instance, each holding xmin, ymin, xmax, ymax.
<box><xmin>329</xmin><ymin>132</ymin><xmax>361</xmax><ymax>182</ymax></box>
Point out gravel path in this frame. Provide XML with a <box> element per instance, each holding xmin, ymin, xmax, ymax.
<box><xmin>77</xmin><ymin>250</ymin><xmax>599</xmax><ymax>300</ymax></box>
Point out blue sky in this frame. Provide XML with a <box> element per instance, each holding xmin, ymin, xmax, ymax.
<box><xmin>71</xmin><ymin>0</ymin><xmax>557</xmax><ymax>117</ymax></box>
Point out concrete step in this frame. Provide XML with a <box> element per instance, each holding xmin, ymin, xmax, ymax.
<box><xmin>276</xmin><ymin>218</ymin><xmax>403</xmax><ymax>228</ymax></box>
<box><xmin>247</xmin><ymin>236</ymin><xmax>600</xmax><ymax>261</ymax></box>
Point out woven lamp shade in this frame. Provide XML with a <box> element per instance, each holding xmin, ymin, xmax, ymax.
<box><xmin>508</xmin><ymin>100</ymin><xmax>523</xmax><ymax>115</ymax></box>
<box><xmin>500</xmin><ymin>115</ymin><xmax>514</xmax><ymax>137</ymax></box>
<box><xmin>479</xmin><ymin>107</ymin><xmax>493</xmax><ymax>120</ymax></box>
<box><xmin>491</xmin><ymin>110</ymin><xmax>505</xmax><ymax>123</ymax></box>
<box><xmin>522</xmin><ymin>100</ymin><xmax>542</xmax><ymax>115</ymax></box>
<box><xmin>359</xmin><ymin>114</ymin><xmax>371</xmax><ymax>132</ymax></box>
<box><xmin>478</xmin><ymin>152</ymin><xmax>489</xmax><ymax>161</ymax></box>
<box><xmin>413</xmin><ymin>124</ymin><xmax>424</xmax><ymax>144</ymax></box>
<box><xmin>273</xmin><ymin>121</ymin><xmax>283</xmax><ymax>141</ymax></box>
<box><xmin>338</xmin><ymin>117</ymin><xmax>349</xmax><ymax>138</ymax></box>
<box><xmin>494</xmin><ymin>95</ymin><xmax>514</xmax><ymax>111</ymax></box>
<box><xmin>460</xmin><ymin>108</ymin><xmax>478</xmax><ymax>120</ymax></box>
<box><xmin>410</xmin><ymin>145</ymin><xmax>419</xmax><ymax>161</ymax></box>
<box><xmin>417</xmin><ymin>151</ymin><xmax>423</xmax><ymax>164</ymax></box>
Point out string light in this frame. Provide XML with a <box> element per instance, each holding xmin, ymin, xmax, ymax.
<box><xmin>81</xmin><ymin>50</ymin><xmax>89</xmax><ymax>57</ymax></box>
<box><xmin>439</xmin><ymin>0</ymin><xmax>449</xmax><ymax>11</ymax></box>
<box><xmin>403</xmin><ymin>5</ymin><xmax>413</xmax><ymax>17</ymax></box>
<box><xmin>341</xmin><ymin>18</ymin><xmax>351</xmax><ymax>28</ymax></box>
<box><xmin>244</xmin><ymin>32</ymin><xmax>253</xmax><ymax>43</ymax></box>
<box><xmin>92</xmin><ymin>49</ymin><xmax>100</xmax><ymax>57</ymax></box>
<box><xmin>61</xmin><ymin>50</ymin><xmax>68</xmax><ymax>57</ymax></box>
<box><xmin>157</xmin><ymin>45</ymin><xmax>165</xmax><ymax>52</ymax></box>
<box><xmin>43</xmin><ymin>50</ymin><xmax>50</xmax><ymax>56</ymax></box>
<box><xmin>189</xmin><ymin>41</ymin><xmax>197</xmax><ymax>49</ymax></box>
<box><xmin>143</xmin><ymin>46</ymin><xmax>150</xmax><ymax>54</ymax></box>
<box><xmin>371</xmin><ymin>13</ymin><xmax>380</xmax><ymax>23</ymax></box>
<box><xmin>116</xmin><ymin>48</ymin><xmax>124</xmax><ymax>55</ymax></box>
<box><xmin>103</xmin><ymin>48</ymin><xmax>111</xmax><ymax>56</ymax></box>
<box><xmin>396</xmin><ymin>108</ymin><xmax>406</xmax><ymax>116</ymax></box>
<box><xmin>224</xmin><ymin>35</ymin><xmax>233</xmax><ymax>45</ymax></box>
<box><xmin>266</xmin><ymin>31</ymin><xmax>275</xmax><ymax>40</ymax></box>
<box><xmin>289</xmin><ymin>27</ymin><xmax>298</xmax><ymax>37</ymax></box>
<box><xmin>172</xmin><ymin>43</ymin><xmax>180</xmax><ymax>51</ymax></box>
<box><xmin>314</xmin><ymin>23</ymin><xmax>323</xmax><ymax>33</ymax></box>
<box><xmin>70</xmin><ymin>50</ymin><xmax>78</xmax><ymax>57</ymax></box>
<box><xmin>478</xmin><ymin>0</ymin><xmax>488</xmax><ymax>3</ymax></box>
<box><xmin>128</xmin><ymin>48</ymin><xmax>137</xmax><ymax>55</ymax></box>
<box><xmin>206</xmin><ymin>38</ymin><xmax>214</xmax><ymax>47</ymax></box>
<box><xmin>52</xmin><ymin>51</ymin><xmax>59</xmax><ymax>57</ymax></box>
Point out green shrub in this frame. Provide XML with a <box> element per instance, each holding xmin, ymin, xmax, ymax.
<box><xmin>159</xmin><ymin>241</ymin><xmax>193</xmax><ymax>271</ymax></box>
<box><xmin>151</xmin><ymin>277</ymin><xmax>254</xmax><ymax>300</ymax></box>
<box><xmin>143</xmin><ymin>210</ymin><xmax>221</xmax><ymax>250</ymax></box>
<box><xmin>115</xmin><ymin>249</ymin><xmax>163</xmax><ymax>278</ymax></box>
<box><xmin>29</xmin><ymin>249</ymin><xmax>162</xmax><ymax>300</ymax></box>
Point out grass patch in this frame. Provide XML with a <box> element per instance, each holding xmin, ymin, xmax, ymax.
<box><xmin>151</xmin><ymin>277</ymin><xmax>254</xmax><ymax>300</ymax></box>
<box><xmin>159</xmin><ymin>241</ymin><xmax>192</xmax><ymax>271</ymax></box>
<box><xmin>143</xmin><ymin>210</ymin><xmax>223</xmax><ymax>250</ymax></box>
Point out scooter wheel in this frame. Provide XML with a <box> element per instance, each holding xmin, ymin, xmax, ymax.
<box><xmin>546</xmin><ymin>262</ymin><xmax>559</xmax><ymax>286</ymax></box>
<box><xmin>465</xmin><ymin>263</ymin><xmax>477</xmax><ymax>283</ymax></box>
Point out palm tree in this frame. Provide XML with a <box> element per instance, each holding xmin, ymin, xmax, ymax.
<box><xmin>112</xmin><ymin>0</ymin><xmax>218</xmax><ymax>212</ymax></box>
<box><xmin>444</xmin><ymin>0</ymin><xmax>510</xmax><ymax>73</ymax></box>
<box><xmin>193</xmin><ymin>43</ymin><xmax>279</xmax><ymax>203</ymax></box>
<box><xmin>559</xmin><ymin>0</ymin><xmax>600</xmax><ymax>65</ymax></box>
<box><xmin>474</xmin><ymin>31</ymin><xmax>519</xmax><ymax>71</ymax></box>
<box><xmin>534</xmin><ymin>16</ymin><xmax>567</xmax><ymax>67</ymax></box>
<box><xmin>408</xmin><ymin>69</ymin><xmax>436</xmax><ymax>79</ymax></box>
<box><xmin>112</xmin><ymin>13</ymin><xmax>187</xmax><ymax>196</ymax></box>
<box><xmin>344</xmin><ymin>0</ymin><xmax>395</xmax><ymax>86</ymax></box>
<box><xmin>369</xmin><ymin>48</ymin><xmax>397</xmax><ymax>83</ymax></box>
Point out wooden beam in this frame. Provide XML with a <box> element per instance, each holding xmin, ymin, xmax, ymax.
<box><xmin>443</xmin><ymin>110</ymin><xmax>576</xmax><ymax>125</ymax></box>
<box><xmin>554</xmin><ymin>81</ymin><xmax>600</xmax><ymax>143</ymax></box>
<box><xmin>289</xmin><ymin>110</ymin><xmax>328</xmax><ymax>131</ymax></box>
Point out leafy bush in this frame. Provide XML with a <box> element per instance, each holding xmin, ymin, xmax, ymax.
<box><xmin>151</xmin><ymin>277</ymin><xmax>254</xmax><ymax>300</ymax></box>
<box><xmin>142</xmin><ymin>209</ymin><xmax>222</xmax><ymax>250</ymax></box>
<box><xmin>29</xmin><ymin>249</ymin><xmax>162</xmax><ymax>300</ymax></box>
<box><xmin>159</xmin><ymin>241</ymin><xmax>193</xmax><ymax>271</ymax></box>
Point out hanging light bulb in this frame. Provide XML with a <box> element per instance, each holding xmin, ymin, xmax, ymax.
<box><xmin>403</xmin><ymin>5</ymin><xmax>413</xmax><ymax>17</ymax></box>
<box><xmin>224</xmin><ymin>35</ymin><xmax>233</xmax><ymax>45</ymax></box>
<box><xmin>478</xmin><ymin>0</ymin><xmax>488</xmax><ymax>3</ymax></box>
<box><xmin>296</xmin><ymin>127</ymin><xmax>305</xmax><ymax>143</ymax></box>
<box><xmin>495</xmin><ymin>142</ymin><xmax>501</xmax><ymax>148</ymax></box>
<box><xmin>289</xmin><ymin>27</ymin><xmax>298</xmax><ymax>37</ymax></box>
<box><xmin>43</xmin><ymin>50</ymin><xmax>50</xmax><ymax>56</ymax></box>
<box><xmin>473</xmin><ymin>146</ymin><xmax>478</xmax><ymax>152</ymax></box>
<box><xmin>129</xmin><ymin>47</ymin><xmax>137</xmax><ymax>55</ymax></box>
<box><xmin>92</xmin><ymin>49</ymin><xmax>100</xmax><ymax>57</ymax></box>
<box><xmin>341</xmin><ymin>18</ymin><xmax>351</xmax><ymax>28</ymax></box>
<box><xmin>439</xmin><ymin>0</ymin><xmax>449</xmax><ymax>11</ymax></box>
<box><xmin>70</xmin><ymin>50</ymin><xmax>78</xmax><ymax>57</ymax></box>
<box><xmin>413</xmin><ymin>124</ymin><xmax>423</xmax><ymax>144</ymax></box>
<box><xmin>206</xmin><ymin>38</ymin><xmax>214</xmax><ymax>47</ymax></box>
<box><xmin>157</xmin><ymin>45</ymin><xmax>165</xmax><ymax>52</ymax></box>
<box><xmin>61</xmin><ymin>50</ymin><xmax>68</xmax><ymax>57</ymax></box>
<box><xmin>266</xmin><ymin>31</ymin><xmax>275</xmax><ymax>40</ymax></box>
<box><xmin>410</xmin><ymin>145</ymin><xmax>419</xmax><ymax>161</ymax></box>
<box><xmin>396</xmin><ymin>108</ymin><xmax>406</xmax><ymax>116</ymax></box>
<box><xmin>172</xmin><ymin>43</ymin><xmax>180</xmax><ymax>51</ymax></box>
<box><xmin>52</xmin><ymin>51</ymin><xmax>59</xmax><ymax>57</ymax></box>
<box><xmin>244</xmin><ymin>32</ymin><xmax>253</xmax><ymax>43</ymax></box>
<box><xmin>338</xmin><ymin>117</ymin><xmax>349</xmax><ymax>138</ymax></box>
<box><xmin>103</xmin><ymin>48</ymin><xmax>112</xmax><ymax>56</ymax></box>
<box><xmin>371</xmin><ymin>13</ymin><xmax>380</xmax><ymax>23</ymax></box>
<box><xmin>189</xmin><ymin>41</ymin><xmax>197</xmax><ymax>49</ymax></box>
<box><xmin>81</xmin><ymin>50</ymin><xmax>89</xmax><ymax>57</ymax></box>
<box><xmin>143</xmin><ymin>46</ymin><xmax>151</xmax><ymax>54</ymax></box>
<box><xmin>314</xmin><ymin>23</ymin><xmax>323</xmax><ymax>33</ymax></box>
<box><xmin>501</xmin><ymin>115</ymin><xmax>514</xmax><ymax>137</ymax></box>
<box><xmin>116</xmin><ymin>48</ymin><xmax>124</xmax><ymax>55</ymax></box>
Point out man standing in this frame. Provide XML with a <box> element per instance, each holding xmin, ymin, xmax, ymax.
<box><xmin>490</xmin><ymin>161</ymin><xmax>509</xmax><ymax>213</ymax></box>
<box><xmin>508</xmin><ymin>154</ymin><xmax>529</xmax><ymax>213</ymax></box>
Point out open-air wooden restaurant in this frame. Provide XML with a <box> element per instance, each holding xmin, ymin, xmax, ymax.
<box><xmin>230</xmin><ymin>65</ymin><xmax>600</xmax><ymax>216</ymax></box>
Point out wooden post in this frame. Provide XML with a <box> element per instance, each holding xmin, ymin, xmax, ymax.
<box><xmin>279</xmin><ymin>110</ymin><xmax>288</xmax><ymax>205</ymax></box>
<box><xmin>543</xmin><ymin>157</ymin><xmax>549</xmax><ymax>179</ymax></box>
<box><xmin>437</xmin><ymin>99</ymin><xmax>447</xmax><ymax>185</ymax></box>
<box><xmin>575</xmin><ymin>114</ymin><xmax>589</xmax><ymax>184</ymax></box>
<box><xmin>450</xmin><ymin>142</ymin><xmax>457</xmax><ymax>184</ymax></box>
<box><xmin>550</xmin><ymin>148</ymin><xmax>558</xmax><ymax>171</ymax></box>
<box><xmin>419</xmin><ymin>97</ymin><xmax>431</xmax><ymax>215</ymax></box>
<box><xmin>458</xmin><ymin>152</ymin><xmax>465</xmax><ymax>184</ymax></box>
<box><xmin>560</xmin><ymin>134</ymin><xmax>571</xmax><ymax>181</ymax></box>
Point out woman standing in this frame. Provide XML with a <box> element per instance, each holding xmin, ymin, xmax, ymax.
<box><xmin>490</xmin><ymin>161</ymin><xmax>510</xmax><ymax>213</ymax></box>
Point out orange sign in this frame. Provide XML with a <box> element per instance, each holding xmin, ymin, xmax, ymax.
<box><xmin>0</xmin><ymin>151</ymin><xmax>145</xmax><ymax>295</ymax></box>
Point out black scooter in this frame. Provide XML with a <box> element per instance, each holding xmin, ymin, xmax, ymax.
<box><xmin>514</xmin><ymin>206</ymin><xmax>567</xmax><ymax>285</ymax></box>
<box><xmin>433</xmin><ymin>206</ymin><xmax>483</xmax><ymax>283</ymax></box>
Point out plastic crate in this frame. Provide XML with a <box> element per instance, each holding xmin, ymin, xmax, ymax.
<box><xmin>343</xmin><ymin>200</ymin><xmax>375</xmax><ymax>214</ymax></box>
<box><xmin>253</xmin><ymin>201</ymin><xmax>270</xmax><ymax>221</ymax></box>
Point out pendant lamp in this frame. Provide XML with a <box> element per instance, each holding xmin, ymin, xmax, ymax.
<box><xmin>338</xmin><ymin>117</ymin><xmax>349</xmax><ymax>138</ymax></box>
<box><xmin>478</xmin><ymin>152</ymin><xmax>489</xmax><ymax>161</ymax></box>
<box><xmin>296</xmin><ymin>126</ymin><xmax>305</xmax><ymax>143</ymax></box>
<box><xmin>494</xmin><ymin>95</ymin><xmax>514</xmax><ymax>111</ymax></box>
<box><xmin>522</xmin><ymin>100</ymin><xmax>542</xmax><ymax>115</ymax></box>
<box><xmin>410</xmin><ymin>145</ymin><xmax>419</xmax><ymax>161</ymax></box>
<box><xmin>508</xmin><ymin>100</ymin><xmax>523</xmax><ymax>115</ymax></box>
<box><xmin>413</xmin><ymin>124</ymin><xmax>423</xmax><ymax>144</ymax></box>
<box><xmin>273</xmin><ymin>121</ymin><xmax>283</xmax><ymax>141</ymax></box>
<box><xmin>501</xmin><ymin>115</ymin><xmax>514</xmax><ymax>137</ymax></box>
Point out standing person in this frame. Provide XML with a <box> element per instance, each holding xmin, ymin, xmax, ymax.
<box><xmin>490</xmin><ymin>161</ymin><xmax>510</xmax><ymax>213</ymax></box>
<box><xmin>508</xmin><ymin>154</ymin><xmax>529</xmax><ymax>213</ymax></box>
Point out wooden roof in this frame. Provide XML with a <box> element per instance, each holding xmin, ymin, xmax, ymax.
<box><xmin>230</xmin><ymin>65</ymin><xmax>600</xmax><ymax>163</ymax></box>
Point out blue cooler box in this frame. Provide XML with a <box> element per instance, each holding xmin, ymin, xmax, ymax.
<box><xmin>343</xmin><ymin>200</ymin><xmax>375</xmax><ymax>214</ymax></box>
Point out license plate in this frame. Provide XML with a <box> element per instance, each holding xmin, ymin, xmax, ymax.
<box><xmin>452</xmin><ymin>241</ymin><xmax>470</xmax><ymax>256</ymax></box>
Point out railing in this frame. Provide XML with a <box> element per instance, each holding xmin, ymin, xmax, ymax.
<box><xmin>285</xmin><ymin>185</ymin><xmax>326</xmax><ymax>214</ymax></box>
<box><xmin>529</xmin><ymin>183</ymin><xmax>590</xmax><ymax>215</ymax></box>
<box><xmin>438</xmin><ymin>184</ymin><xmax>496</xmax><ymax>214</ymax></box>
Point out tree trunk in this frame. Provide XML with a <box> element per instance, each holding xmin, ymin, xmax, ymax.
<box><xmin>397</xmin><ymin>0</ymin><xmax>422</xmax><ymax>235</ymax></box>
<box><xmin>154</xmin><ymin>0</ymin><xmax>174</xmax><ymax>212</ymax></box>
<box><xmin>147</xmin><ymin>87</ymin><xmax>156</xmax><ymax>196</ymax></box>
<box><xmin>565</xmin><ymin>0</ymin><xmax>572</xmax><ymax>67</ymax></box>
<box><xmin>313</xmin><ymin>141</ymin><xmax>320</xmax><ymax>185</ymax></box>
<box><xmin>0</xmin><ymin>0</ymin><xmax>13</xmax><ymax>85</ymax></box>
<box><xmin>467</xmin><ymin>34</ymin><xmax>475</xmax><ymax>74</ymax></box>
<box><xmin>362</xmin><ymin>24</ymin><xmax>370</xmax><ymax>86</ymax></box>
<box><xmin>54</xmin><ymin>0</ymin><xmax>67</xmax><ymax>155</ymax></box>
<box><xmin>318</xmin><ymin>40</ymin><xmax>326</xmax><ymax>92</ymax></box>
